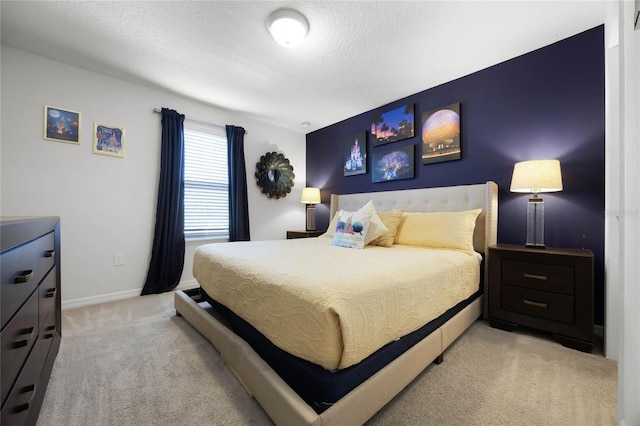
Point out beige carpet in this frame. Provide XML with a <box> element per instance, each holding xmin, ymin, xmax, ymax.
<box><xmin>37</xmin><ymin>292</ymin><xmax>617</xmax><ymax>426</ymax></box>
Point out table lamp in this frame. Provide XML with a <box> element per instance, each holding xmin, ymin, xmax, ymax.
<box><xmin>510</xmin><ymin>159</ymin><xmax>563</xmax><ymax>248</ymax></box>
<box><xmin>301</xmin><ymin>187</ymin><xmax>321</xmax><ymax>231</ymax></box>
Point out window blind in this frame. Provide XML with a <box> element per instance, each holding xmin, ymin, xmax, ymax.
<box><xmin>183</xmin><ymin>123</ymin><xmax>229</xmax><ymax>239</ymax></box>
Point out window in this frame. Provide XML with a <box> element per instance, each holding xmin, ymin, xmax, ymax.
<box><xmin>183</xmin><ymin>122</ymin><xmax>228</xmax><ymax>239</ymax></box>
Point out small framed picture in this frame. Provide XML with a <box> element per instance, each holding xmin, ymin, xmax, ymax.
<box><xmin>372</xmin><ymin>144</ymin><xmax>415</xmax><ymax>183</ymax></box>
<box><xmin>43</xmin><ymin>105</ymin><xmax>81</xmax><ymax>144</ymax></box>
<box><xmin>343</xmin><ymin>131</ymin><xmax>367</xmax><ymax>176</ymax></box>
<box><xmin>93</xmin><ymin>123</ymin><xmax>125</xmax><ymax>158</ymax></box>
<box><xmin>421</xmin><ymin>102</ymin><xmax>461</xmax><ymax>164</ymax></box>
<box><xmin>370</xmin><ymin>104</ymin><xmax>415</xmax><ymax>146</ymax></box>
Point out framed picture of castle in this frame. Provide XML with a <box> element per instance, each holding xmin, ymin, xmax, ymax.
<box><xmin>343</xmin><ymin>131</ymin><xmax>367</xmax><ymax>176</ymax></box>
<box><xmin>93</xmin><ymin>123</ymin><xmax>125</xmax><ymax>158</ymax></box>
<box><xmin>43</xmin><ymin>105</ymin><xmax>81</xmax><ymax>144</ymax></box>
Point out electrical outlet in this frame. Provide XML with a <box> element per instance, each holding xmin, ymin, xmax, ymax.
<box><xmin>114</xmin><ymin>253</ymin><xmax>124</xmax><ymax>266</ymax></box>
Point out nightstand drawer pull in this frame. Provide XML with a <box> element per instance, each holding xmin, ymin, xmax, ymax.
<box><xmin>523</xmin><ymin>299</ymin><xmax>548</xmax><ymax>309</ymax></box>
<box><xmin>523</xmin><ymin>273</ymin><xmax>548</xmax><ymax>281</ymax></box>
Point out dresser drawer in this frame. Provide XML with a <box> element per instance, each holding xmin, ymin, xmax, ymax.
<box><xmin>502</xmin><ymin>260</ymin><xmax>574</xmax><ymax>295</ymax></box>
<box><xmin>1</xmin><ymin>290</ymin><xmax>39</xmax><ymax>406</ymax></box>
<box><xmin>502</xmin><ymin>285</ymin><xmax>574</xmax><ymax>324</ymax></box>
<box><xmin>38</xmin><ymin>268</ymin><xmax>58</xmax><ymax>329</ymax></box>
<box><xmin>1</xmin><ymin>232</ymin><xmax>55</xmax><ymax>328</ymax></box>
<box><xmin>0</xmin><ymin>332</ymin><xmax>47</xmax><ymax>426</ymax></box>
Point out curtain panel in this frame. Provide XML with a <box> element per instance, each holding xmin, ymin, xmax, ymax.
<box><xmin>226</xmin><ymin>125</ymin><xmax>250</xmax><ymax>241</ymax></box>
<box><xmin>142</xmin><ymin>108</ymin><xmax>186</xmax><ymax>295</ymax></box>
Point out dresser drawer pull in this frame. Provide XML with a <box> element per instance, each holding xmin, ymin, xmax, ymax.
<box><xmin>523</xmin><ymin>299</ymin><xmax>548</xmax><ymax>309</ymax></box>
<box><xmin>13</xmin><ymin>327</ymin><xmax>35</xmax><ymax>349</ymax></box>
<box><xmin>14</xmin><ymin>270</ymin><xmax>34</xmax><ymax>284</ymax></box>
<box><xmin>45</xmin><ymin>249</ymin><xmax>56</xmax><ymax>258</ymax></box>
<box><xmin>44</xmin><ymin>325</ymin><xmax>57</xmax><ymax>339</ymax></box>
<box><xmin>523</xmin><ymin>273</ymin><xmax>548</xmax><ymax>281</ymax></box>
<box><xmin>13</xmin><ymin>384</ymin><xmax>36</xmax><ymax>414</ymax></box>
<box><xmin>45</xmin><ymin>288</ymin><xmax>57</xmax><ymax>298</ymax></box>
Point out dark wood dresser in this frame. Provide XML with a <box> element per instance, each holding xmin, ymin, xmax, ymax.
<box><xmin>1</xmin><ymin>217</ymin><xmax>61</xmax><ymax>425</ymax></box>
<box><xmin>488</xmin><ymin>244</ymin><xmax>593</xmax><ymax>352</ymax></box>
<box><xmin>286</xmin><ymin>230</ymin><xmax>324</xmax><ymax>239</ymax></box>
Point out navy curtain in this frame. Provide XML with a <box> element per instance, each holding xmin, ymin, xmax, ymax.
<box><xmin>142</xmin><ymin>108</ymin><xmax>186</xmax><ymax>295</ymax></box>
<box><xmin>226</xmin><ymin>125</ymin><xmax>250</xmax><ymax>241</ymax></box>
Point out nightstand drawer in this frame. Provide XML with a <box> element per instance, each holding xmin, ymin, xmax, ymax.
<box><xmin>502</xmin><ymin>260</ymin><xmax>574</xmax><ymax>295</ymax></box>
<box><xmin>502</xmin><ymin>285</ymin><xmax>574</xmax><ymax>324</ymax></box>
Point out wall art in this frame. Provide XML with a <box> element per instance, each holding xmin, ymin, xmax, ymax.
<box><xmin>421</xmin><ymin>102</ymin><xmax>461</xmax><ymax>164</ymax></box>
<box><xmin>43</xmin><ymin>105</ymin><xmax>81</xmax><ymax>144</ymax></box>
<box><xmin>343</xmin><ymin>131</ymin><xmax>367</xmax><ymax>176</ymax></box>
<box><xmin>372</xmin><ymin>144</ymin><xmax>415</xmax><ymax>183</ymax></box>
<box><xmin>255</xmin><ymin>151</ymin><xmax>295</xmax><ymax>199</ymax></box>
<box><xmin>93</xmin><ymin>123</ymin><xmax>125</xmax><ymax>158</ymax></box>
<box><xmin>370</xmin><ymin>104</ymin><xmax>414</xmax><ymax>146</ymax></box>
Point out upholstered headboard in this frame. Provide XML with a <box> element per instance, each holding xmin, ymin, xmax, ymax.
<box><xmin>329</xmin><ymin>181</ymin><xmax>498</xmax><ymax>253</ymax></box>
<box><xmin>330</xmin><ymin>181</ymin><xmax>498</xmax><ymax>318</ymax></box>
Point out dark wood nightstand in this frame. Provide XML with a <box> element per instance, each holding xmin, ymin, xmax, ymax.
<box><xmin>488</xmin><ymin>244</ymin><xmax>594</xmax><ymax>352</ymax></box>
<box><xmin>286</xmin><ymin>230</ymin><xmax>324</xmax><ymax>239</ymax></box>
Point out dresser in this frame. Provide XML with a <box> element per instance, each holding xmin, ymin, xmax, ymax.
<box><xmin>1</xmin><ymin>217</ymin><xmax>61</xmax><ymax>425</ymax></box>
<box><xmin>488</xmin><ymin>244</ymin><xmax>593</xmax><ymax>352</ymax></box>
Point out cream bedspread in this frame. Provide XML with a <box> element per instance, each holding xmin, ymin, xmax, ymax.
<box><xmin>193</xmin><ymin>238</ymin><xmax>480</xmax><ymax>371</ymax></box>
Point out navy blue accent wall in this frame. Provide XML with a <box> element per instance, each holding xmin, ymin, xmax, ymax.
<box><xmin>306</xmin><ymin>26</ymin><xmax>605</xmax><ymax>325</ymax></box>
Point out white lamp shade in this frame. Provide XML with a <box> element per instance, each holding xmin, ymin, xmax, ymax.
<box><xmin>267</xmin><ymin>9</ymin><xmax>309</xmax><ymax>48</ymax></box>
<box><xmin>510</xmin><ymin>159</ymin><xmax>563</xmax><ymax>194</ymax></box>
<box><xmin>301</xmin><ymin>187</ymin><xmax>321</xmax><ymax>204</ymax></box>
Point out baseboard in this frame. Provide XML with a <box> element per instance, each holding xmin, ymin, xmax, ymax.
<box><xmin>62</xmin><ymin>280</ymin><xmax>199</xmax><ymax>310</ymax></box>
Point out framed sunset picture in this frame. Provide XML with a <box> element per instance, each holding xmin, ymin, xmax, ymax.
<box><xmin>370</xmin><ymin>104</ymin><xmax>415</xmax><ymax>146</ymax></box>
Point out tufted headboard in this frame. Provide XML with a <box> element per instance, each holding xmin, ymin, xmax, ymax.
<box><xmin>330</xmin><ymin>181</ymin><xmax>498</xmax><ymax>317</ymax></box>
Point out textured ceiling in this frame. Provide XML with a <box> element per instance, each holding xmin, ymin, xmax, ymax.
<box><xmin>0</xmin><ymin>1</ymin><xmax>606</xmax><ymax>134</ymax></box>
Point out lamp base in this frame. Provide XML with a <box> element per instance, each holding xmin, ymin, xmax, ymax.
<box><xmin>525</xmin><ymin>242</ymin><xmax>546</xmax><ymax>249</ymax></box>
<box><xmin>526</xmin><ymin>197</ymin><xmax>545</xmax><ymax>248</ymax></box>
<box><xmin>306</xmin><ymin>205</ymin><xmax>316</xmax><ymax>231</ymax></box>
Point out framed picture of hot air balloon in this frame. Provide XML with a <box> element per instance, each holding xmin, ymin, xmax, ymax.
<box><xmin>371</xmin><ymin>144</ymin><xmax>415</xmax><ymax>183</ymax></box>
<box><xmin>343</xmin><ymin>131</ymin><xmax>367</xmax><ymax>176</ymax></box>
<box><xmin>44</xmin><ymin>105</ymin><xmax>81</xmax><ymax>144</ymax></box>
<box><xmin>421</xmin><ymin>102</ymin><xmax>461</xmax><ymax>164</ymax></box>
<box><xmin>93</xmin><ymin>123</ymin><xmax>125</xmax><ymax>158</ymax></box>
<box><xmin>370</xmin><ymin>104</ymin><xmax>415</xmax><ymax>146</ymax></box>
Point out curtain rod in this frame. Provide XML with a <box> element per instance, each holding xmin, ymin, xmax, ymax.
<box><xmin>153</xmin><ymin>108</ymin><xmax>247</xmax><ymax>134</ymax></box>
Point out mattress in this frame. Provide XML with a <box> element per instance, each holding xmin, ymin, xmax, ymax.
<box><xmin>193</xmin><ymin>237</ymin><xmax>481</xmax><ymax>370</ymax></box>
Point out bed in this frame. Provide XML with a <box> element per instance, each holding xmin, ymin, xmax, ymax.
<box><xmin>174</xmin><ymin>181</ymin><xmax>498</xmax><ymax>425</ymax></box>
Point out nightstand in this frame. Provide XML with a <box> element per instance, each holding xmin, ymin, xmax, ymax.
<box><xmin>286</xmin><ymin>230</ymin><xmax>324</xmax><ymax>239</ymax></box>
<box><xmin>488</xmin><ymin>244</ymin><xmax>594</xmax><ymax>352</ymax></box>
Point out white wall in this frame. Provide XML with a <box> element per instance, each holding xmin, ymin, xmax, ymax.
<box><xmin>0</xmin><ymin>46</ymin><xmax>307</xmax><ymax>307</ymax></box>
<box><xmin>616</xmin><ymin>0</ymin><xmax>640</xmax><ymax>423</ymax></box>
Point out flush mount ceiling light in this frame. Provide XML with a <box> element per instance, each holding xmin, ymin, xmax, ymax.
<box><xmin>267</xmin><ymin>8</ymin><xmax>309</xmax><ymax>48</ymax></box>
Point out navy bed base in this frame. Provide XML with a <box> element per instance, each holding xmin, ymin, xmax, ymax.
<box><xmin>200</xmin><ymin>287</ymin><xmax>482</xmax><ymax>413</ymax></box>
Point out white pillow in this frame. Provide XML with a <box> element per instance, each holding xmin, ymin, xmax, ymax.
<box><xmin>323</xmin><ymin>200</ymin><xmax>388</xmax><ymax>245</ymax></box>
<box><xmin>331</xmin><ymin>209</ymin><xmax>372</xmax><ymax>249</ymax></box>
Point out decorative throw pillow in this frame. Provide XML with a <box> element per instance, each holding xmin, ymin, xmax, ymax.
<box><xmin>322</xmin><ymin>200</ymin><xmax>388</xmax><ymax>245</ymax></box>
<box><xmin>369</xmin><ymin>209</ymin><xmax>404</xmax><ymax>247</ymax></box>
<box><xmin>331</xmin><ymin>209</ymin><xmax>372</xmax><ymax>249</ymax></box>
<box><xmin>395</xmin><ymin>209</ymin><xmax>482</xmax><ymax>251</ymax></box>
